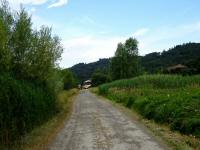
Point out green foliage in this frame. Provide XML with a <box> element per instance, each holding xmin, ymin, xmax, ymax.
<box><xmin>141</xmin><ymin>43</ymin><xmax>200</xmax><ymax>73</ymax></box>
<box><xmin>11</xmin><ymin>8</ymin><xmax>32</xmax><ymax>78</ymax></box>
<box><xmin>92</xmin><ymin>68</ymin><xmax>111</xmax><ymax>87</ymax></box>
<box><xmin>62</xmin><ymin>69</ymin><xmax>77</xmax><ymax>90</ymax></box>
<box><xmin>92</xmin><ymin>73</ymin><xmax>110</xmax><ymax>87</ymax></box>
<box><xmin>70</xmin><ymin>58</ymin><xmax>110</xmax><ymax>82</ymax></box>
<box><xmin>0</xmin><ymin>74</ymin><xmax>57</xmax><ymax>146</ymax></box>
<box><xmin>11</xmin><ymin>9</ymin><xmax>63</xmax><ymax>82</ymax></box>
<box><xmin>98</xmin><ymin>85</ymin><xmax>109</xmax><ymax>95</ymax></box>
<box><xmin>110</xmin><ymin>38</ymin><xmax>140</xmax><ymax>80</ymax></box>
<box><xmin>70</xmin><ymin>42</ymin><xmax>200</xmax><ymax>81</ymax></box>
<box><xmin>98</xmin><ymin>75</ymin><xmax>200</xmax><ymax>138</ymax></box>
<box><xmin>0</xmin><ymin>1</ymin><xmax>64</xmax><ymax>147</ymax></box>
<box><xmin>46</xmin><ymin>69</ymin><xmax>64</xmax><ymax>94</ymax></box>
<box><xmin>1</xmin><ymin>3</ymin><xmax>63</xmax><ymax>82</ymax></box>
<box><xmin>99</xmin><ymin>74</ymin><xmax>200</xmax><ymax>89</ymax></box>
<box><xmin>0</xmin><ymin>0</ymin><xmax>12</xmax><ymax>72</ymax></box>
<box><xmin>31</xmin><ymin>27</ymin><xmax>63</xmax><ymax>81</ymax></box>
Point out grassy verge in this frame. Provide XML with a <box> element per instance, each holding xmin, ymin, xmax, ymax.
<box><xmin>16</xmin><ymin>89</ymin><xmax>78</xmax><ymax>150</ymax></box>
<box><xmin>96</xmin><ymin>74</ymin><xmax>200</xmax><ymax>150</ymax></box>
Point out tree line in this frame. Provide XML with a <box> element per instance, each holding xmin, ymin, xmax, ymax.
<box><xmin>70</xmin><ymin>42</ymin><xmax>200</xmax><ymax>86</ymax></box>
<box><xmin>69</xmin><ymin>38</ymin><xmax>140</xmax><ymax>86</ymax></box>
<box><xmin>141</xmin><ymin>42</ymin><xmax>200</xmax><ymax>73</ymax></box>
<box><xmin>91</xmin><ymin>38</ymin><xmax>140</xmax><ymax>86</ymax></box>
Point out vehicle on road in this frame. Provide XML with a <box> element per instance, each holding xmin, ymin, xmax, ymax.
<box><xmin>82</xmin><ymin>80</ymin><xmax>92</xmax><ymax>89</ymax></box>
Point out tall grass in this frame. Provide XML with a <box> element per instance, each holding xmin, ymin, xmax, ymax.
<box><xmin>100</xmin><ymin>74</ymin><xmax>200</xmax><ymax>89</ymax></box>
<box><xmin>99</xmin><ymin>74</ymin><xmax>200</xmax><ymax>138</ymax></box>
<box><xmin>0</xmin><ymin>74</ymin><xmax>57</xmax><ymax>147</ymax></box>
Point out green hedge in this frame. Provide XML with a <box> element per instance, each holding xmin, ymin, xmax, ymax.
<box><xmin>0</xmin><ymin>74</ymin><xmax>57</xmax><ymax>146</ymax></box>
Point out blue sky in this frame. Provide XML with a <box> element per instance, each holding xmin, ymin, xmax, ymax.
<box><xmin>8</xmin><ymin>0</ymin><xmax>200</xmax><ymax>67</ymax></box>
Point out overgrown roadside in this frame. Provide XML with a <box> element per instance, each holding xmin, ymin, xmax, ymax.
<box><xmin>16</xmin><ymin>89</ymin><xmax>78</xmax><ymax>150</ymax></box>
<box><xmin>90</xmin><ymin>87</ymin><xmax>200</xmax><ymax>150</ymax></box>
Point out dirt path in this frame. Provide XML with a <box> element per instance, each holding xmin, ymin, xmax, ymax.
<box><xmin>49</xmin><ymin>90</ymin><xmax>168</xmax><ymax>150</ymax></box>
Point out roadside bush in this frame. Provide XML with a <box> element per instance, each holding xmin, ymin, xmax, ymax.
<box><xmin>0</xmin><ymin>74</ymin><xmax>57</xmax><ymax>146</ymax></box>
<box><xmin>98</xmin><ymin>85</ymin><xmax>109</xmax><ymax>95</ymax></box>
<box><xmin>125</xmin><ymin>96</ymin><xmax>136</xmax><ymax>108</ymax></box>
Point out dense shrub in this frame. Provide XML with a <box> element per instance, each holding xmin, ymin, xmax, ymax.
<box><xmin>62</xmin><ymin>69</ymin><xmax>77</xmax><ymax>90</ymax></box>
<box><xmin>92</xmin><ymin>72</ymin><xmax>110</xmax><ymax>87</ymax></box>
<box><xmin>98</xmin><ymin>74</ymin><xmax>200</xmax><ymax>138</ymax></box>
<box><xmin>0</xmin><ymin>74</ymin><xmax>57</xmax><ymax>146</ymax></box>
<box><xmin>99</xmin><ymin>85</ymin><xmax>109</xmax><ymax>95</ymax></box>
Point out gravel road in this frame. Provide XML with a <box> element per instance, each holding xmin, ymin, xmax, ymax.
<box><xmin>49</xmin><ymin>90</ymin><xmax>168</xmax><ymax>150</ymax></box>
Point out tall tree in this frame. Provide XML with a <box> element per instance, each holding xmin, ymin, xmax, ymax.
<box><xmin>27</xmin><ymin>26</ymin><xmax>63</xmax><ymax>82</ymax></box>
<box><xmin>92</xmin><ymin>68</ymin><xmax>111</xmax><ymax>86</ymax></box>
<box><xmin>11</xmin><ymin>7</ymin><xmax>32</xmax><ymax>78</ymax></box>
<box><xmin>111</xmin><ymin>37</ymin><xmax>139</xmax><ymax>80</ymax></box>
<box><xmin>0</xmin><ymin>0</ymin><xmax>13</xmax><ymax>72</ymax></box>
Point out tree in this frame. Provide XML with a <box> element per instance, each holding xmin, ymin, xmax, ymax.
<box><xmin>92</xmin><ymin>69</ymin><xmax>111</xmax><ymax>86</ymax></box>
<box><xmin>63</xmin><ymin>69</ymin><xmax>77</xmax><ymax>90</ymax></box>
<box><xmin>11</xmin><ymin>7</ymin><xmax>32</xmax><ymax>78</ymax></box>
<box><xmin>111</xmin><ymin>37</ymin><xmax>140</xmax><ymax>80</ymax></box>
<box><xmin>27</xmin><ymin>26</ymin><xmax>63</xmax><ymax>82</ymax></box>
<box><xmin>10</xmin><ymin>7</ymin><xmax>63</xmax><ymax>83</ymax></box>
<box><xmin>0</xmin><ymin>1</ymin><xmax>65</xmax><ymax>145</ymax></box>
<box><xmin>0</xmin><ymin>0</ymin><xmax>13</xmax><ymax>72</ymax></box>
<box><xmin>62</xmin><ymin>69</ymin><xmax>77</xmax><ymax>90</ymax></box>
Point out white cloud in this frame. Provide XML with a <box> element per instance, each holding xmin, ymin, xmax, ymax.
<box><xmin>60</xmin><ymin>21</ymin><xmax>200</xmax><ymax>68</ymax></box>
<box><xmin>48</xmin><ymin>0</ymin><xmax>68</xmax><ymax>8</ymax></box>
<box><xmin>30</xmin><ymin>7</ymin><xmax>36</xmax><ymax>12</ymax></box>
<box><xmin>31</xmin><ymin>15</ymin><xmax>52</xmax><ymax>28</ymax></box>
<box><xmin>10</xmin><ymin>0</ymin><xmax>48</xmax><ymax>5</ymax></box>
<box><xmin>137</xmin><ymin>21</ymin><xmax>200</xmax><ymax>55</ymax></box>
<box><xmin>28</xmin><ymin>7</ymin><xmax>36</xmax><ymax>14</ymax></box>
<box><xmin>8</xmin><ymin>0</ymin><xmax>48</xmax><ymax>9</ymax></box>
<box><xmin>60</xmin><ymin>35</ymin><xmax>126</xmax><ymax>68</ymax></box>
<box><xmin>133</xmin><ymin>28</ymin><xmax>149</xmax><ymax>37</ymax></box>
<box><xmin>7</xmin><ymin>0</ymin><xmax>68</xmax><ymax>9</ymax></box>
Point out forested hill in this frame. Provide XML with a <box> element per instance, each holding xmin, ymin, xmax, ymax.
<box><xmin>69</xmin><ymin>43</ymin><xmax>200</xmax><ymax>82</ymax></box>
<box><xmin>142</xmin><ymin>42</ymin><xmax>200</xmax><ymax>73</ymax></box>
<box><xmin>69</xmin><ymin>58</ymin><xmax>110</xmax><ymax>82</ymax></box>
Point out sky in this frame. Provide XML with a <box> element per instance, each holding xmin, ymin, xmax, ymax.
<box><xmin>7</xmin><ymin>0</ymin><xmax>200</xmax><ymax>68</ymax></box>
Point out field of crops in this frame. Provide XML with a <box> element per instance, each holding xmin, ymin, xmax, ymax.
<box><xmin>99</xmin><ymin>74</ymin><xmax>200</xmax><ymax>138</ymax></box>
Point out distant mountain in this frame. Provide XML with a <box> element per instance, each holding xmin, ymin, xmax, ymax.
<box><xmin>69</xmin><ymin>43</ymin><xmax>200</xmax><ymax>82</ymax></box>
<box><xmin>69</xmin><ymin>58</ymin><xmax>110</xmax><ymax>82</ymax></box>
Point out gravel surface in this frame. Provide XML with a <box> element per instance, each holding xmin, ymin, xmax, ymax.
<box><xmin>49</xmin><ymin>90</ymin><xmax>168</xmax><ymax>150</ymax></box>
